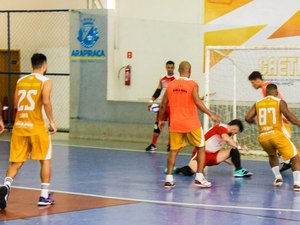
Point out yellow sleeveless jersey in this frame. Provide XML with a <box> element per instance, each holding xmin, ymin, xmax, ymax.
<box><xmin>256</xmin><ymin>96</ymin><xmax>283</xmax><ymax>135</ymax></box>
<box><xmin>12</xmin><ymin>73</ymin><xmax>49</xmax><ymax>136</ymax></box>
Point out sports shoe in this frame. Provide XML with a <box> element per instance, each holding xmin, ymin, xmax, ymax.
<box><xmin>167</xmin><ymin>144</ymin><xmax>170</xmax><ymax>152</ymax></box>
<box><xmin>0</xmin><ymin>186</ymin><xmax>10</xmax><ymax>209</ymax></box>
<box><xmin>164</xmin><ymin>181</ymin><xmax>175</xmax><ymax>189</ymax></box>
<box><xmin>294</xmin><ymin>185</ymin><xmax>300</xmax><ymax>191</ymax></box>
<box><xmin>145</xmin><ymin>144</ymin><xmax>157</xmax><ymax>152</ymax></box>
<box><xmin>194</xmin><ymin>177</ymin><xmax>212</xmax><ymax>188</ymax></box>
<box><xmin>273</xmin><ymin>178</ymin><xmax>283</xmax><ymax>187</ymax></box>
<box><xmin>280</xmin><ymin>162</ymin><xmax>292</xmax><ymax>172</ymax></box>
<box><xmin>234</xmin><ymin>168</ymin><xmax>253</xmax><ymax>177</ymax></box>
<box><xmin>38</xmin><ymin>193</ymin><xmax>55</xmax><ymax>206</ymax></box>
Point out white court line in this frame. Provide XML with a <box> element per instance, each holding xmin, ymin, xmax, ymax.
<box><xmin>13</xmin><ymin>185</ymin><xmax>300</xmax><ymax>213</ymax></box>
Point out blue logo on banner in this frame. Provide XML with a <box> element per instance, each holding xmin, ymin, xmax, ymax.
<box><xmin>77</xmin><ymin>18</ymin><xmax>99</xmax><ymax>48</ymax></box>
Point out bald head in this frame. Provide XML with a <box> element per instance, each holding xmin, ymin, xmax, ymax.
<box><xmin>266</xmin><ymin>83</ymin><xmax>278</xmax><ymax>97</ymax></box>
<box><xmin>178</xmin><ymin>61</ymin><xmax>191</xmax><ymax>77</ymax></box>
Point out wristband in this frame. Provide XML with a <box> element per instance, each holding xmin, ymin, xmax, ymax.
<box><xmin>237</xmin><ymin>146</ymin><xmax>242</xmax><ymax>150</ymax></box>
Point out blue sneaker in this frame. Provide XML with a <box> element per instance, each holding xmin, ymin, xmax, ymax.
<box><xmin>38</xmin><ymin>193</ymin><xmax>55</xmax><ymax>206</ymax></box>
<box><xmin>234</xmin><ymin>168</ymin><xmax>253</xmax><ymax>177</ymax></box>
<box><xmin>0</xmin><ymin>185</ymin><xmax>10</xmax><ymax>209</ymax></box>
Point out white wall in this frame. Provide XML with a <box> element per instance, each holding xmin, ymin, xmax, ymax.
<box><xmin>107</xmin><ymin>0</ymin><xmax>205</xmax><ymax>101</ymax></box>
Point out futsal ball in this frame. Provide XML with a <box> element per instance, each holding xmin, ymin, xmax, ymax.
<box><xmin>150</xmin><ymin>103</ymin><xmax>160</xmax><ymax>113</ymax></box>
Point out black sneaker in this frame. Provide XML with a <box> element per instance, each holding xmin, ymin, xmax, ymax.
<box><xmin>0</xmin><ymin>186</ymin><xmax>10</xmax><ymax>209</ymax></box>
<box><xmin>145</xmin><ymin>144</ymin><xmax>157</xmax><ymax>152</ymax></box>
<box><xmin>280</xmin><ymin>162</ymin><xmax>292</xmax><ymax>172</ymax></box>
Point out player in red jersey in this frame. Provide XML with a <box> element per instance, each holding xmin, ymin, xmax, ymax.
<box><xmin>248</xmin><ymin>71</ymin><xmax>292</xmax><ymax>172</ymax></box>
<box><xmin>174</xmin><ymin>120</ymin><xmax>253</xmax><ymax>177</ymax></box>
<box><xmin>145</xmin><ymin>61</ymin><xmax>177</xmax><ymax>152</ymax></box>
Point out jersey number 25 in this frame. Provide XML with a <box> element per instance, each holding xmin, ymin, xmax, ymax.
<box><xmin>17</xmin><ymin>90</ymin><xmax>37</xmax><ymax>111</ymax></box>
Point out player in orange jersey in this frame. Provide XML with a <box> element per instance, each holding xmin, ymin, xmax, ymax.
<box><xmin>146</xmin><ymin>61</ymin><xmax>177</xmax><ymax>152</ymax></box>
<box><xmin>248</xmin><ymin>71</ymin><xmax>292</xmax><ymax>172</ymax></box>
<box><xmin>246</xmin><ymin>84</ymin><xmax>300</xmax><ymax>191</ymax></box>
<box><xmin>159</xmin><ymin>61</ymin><xmax>221</xmax><ymax>189</ymax></box>
<box><xmin>0</xmin><ymin>53</ymin><xmax>57</xmax><ymax>209</ymax></box>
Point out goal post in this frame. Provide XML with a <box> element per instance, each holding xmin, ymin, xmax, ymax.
<box><xmin>204</xmin><ymin>45</ymin><xmax>300</xmax><ymax>153</ymax></box>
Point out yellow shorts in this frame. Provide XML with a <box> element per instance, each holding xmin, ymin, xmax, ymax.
<box><xmin>10</xmin><ymin>132</ymin><xmax>52</xmax><ymax>162</ymax></box>
<box><xmin>282</xmin><ymin>122</ymin><xmax>292</xmax><ymax>138</ymax></box>
<box><xmin>258</xmin><ymin>131</ymin><xmax>297</xmax><ymax>161</ymax></box>
<box><xmin>170</xmin><ymin>128</ymin><xmax>205</xmax><ymax>151</ymax></box>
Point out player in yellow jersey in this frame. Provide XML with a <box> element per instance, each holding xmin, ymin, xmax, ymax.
<box><xmin>245</xmin><ymin>84</ymin><xmax>300</xmax><ymax>191</ymax></box>
<box><xmin>0</xmin><ymin>53</ymin><xmax>57</xmax><ymax>209</ymax></box>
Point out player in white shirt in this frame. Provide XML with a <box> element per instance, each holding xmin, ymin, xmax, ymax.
<box><xmin>174</xmin><ymin>120</ymin><xmax>253</xmax><ymax>177</ymax></box>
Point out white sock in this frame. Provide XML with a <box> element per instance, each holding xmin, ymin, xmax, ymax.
<box><xmin>4</xmin><ymin>177</ymin><xmax>13</xmax><ymax>188</ymax></box>
<box><xmin>195</xmin><ymin>173</ymin><xmax>204</xmax><ymax>181</ymax></box>
<box><xmin>283</xmin><ymin>160</ymin><xmax>290</xmax><ymax>164</ymax></box>
<box><xmin>293</xmin><ymin>171</ymin><xmax>300</xmax><ymax>186</ymax></box>
<box><xmin>272</xmin><ymin>166</ymin><xmax>282</xmax><ymax>179</ymax></box>
<box><xmin>41</xmin><ymin>183</ymin><xmax>50</xmax><ymax>198</ymax></box>
<box><xmin>166</xmin><ymin>175</ymin><xmax>173</xmax><ymax>183</ymax></box>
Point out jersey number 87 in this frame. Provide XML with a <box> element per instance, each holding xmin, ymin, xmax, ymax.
<box><xmin>258</xmin><ymin>107</ymin><xmax>276</xmax><ymax>125</ymax></box>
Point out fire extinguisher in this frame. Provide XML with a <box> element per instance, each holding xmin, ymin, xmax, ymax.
<box><xmin>124</xmin><ymin>65</ymin><xmax>131</xmax><ymax>86</ymax></box>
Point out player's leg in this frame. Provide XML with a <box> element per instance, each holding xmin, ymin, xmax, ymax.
<box><xmin>280</xmin><ymin>122</ymin><xmax>292</xmax><ymax>172</ymax></box>
<box><xmin>31</xmin><ymin>133</ymin><xmax>55</xmax><ymax>206</ymax></box>
<box><xmin>145</xmin><ymin>120</ymin><xmax>160</xmax><ymax>152</ymax></box>
<box><xmin>164</xmin><ymin>132</ymin><xmax>185</xmax><ymax>188</ymax></box>
<box><xmin>0</xmin><ymin>135</ymin><xmax>29</xmax><ymax>209</ymax></box>
<box><xmin>176</xmin><ymin>150</ymin><xmax>197</xmax><ymax>176</ymax></box>
<box><xmin>259</xmin><ymin>136</ymin><xmax>282</xmax><ymax>186</ymax></box>
<box><xmin>187</xmin><ymin>128</ymin><xmax>211</xmax><ymax>188</ymax></box>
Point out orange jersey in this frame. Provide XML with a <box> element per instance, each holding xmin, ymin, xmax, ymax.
<box><xmin>261</xmin><ymin>81</ymin><xmax>284</xmax><ymax>99</ymax></box>
<box><xmin>13</xmin><ymin>73</ymin><xmax>49</xmax><ymax>136</ymax></box>
<box><xmin>167</xmin><ymin>77</ymin><xmax>201</xmax><ymax>132</ymax></box>
<box><xmin>256</xmin><ymin>96</ymin><xmax>283</xmax><ymax>135</ymax></box>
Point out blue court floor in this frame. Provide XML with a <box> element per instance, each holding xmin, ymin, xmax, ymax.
<box><xmin>0</xmin><ymin>140</ymin><xmax>300</xmax><ymax>225</ymax></box>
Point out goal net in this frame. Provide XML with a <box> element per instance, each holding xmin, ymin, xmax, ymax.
<box><xmin>204</xmin><ymin>46</ymin><xmax>300</xmax><ymax>154</ymax></box>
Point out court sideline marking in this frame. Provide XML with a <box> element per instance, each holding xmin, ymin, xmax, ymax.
<box><xmin>13</xmin><ymin>186</ymin><xmax>300</xmax><ymax>213</ymax></box>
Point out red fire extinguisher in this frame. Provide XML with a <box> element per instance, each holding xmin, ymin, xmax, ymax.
<box><xmin>125</xmin><ymin>65</ymin><xmax>131</xmax><ymax>86</ymax></box>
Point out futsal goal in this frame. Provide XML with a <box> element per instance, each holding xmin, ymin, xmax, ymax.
<box><xmin>204</xmin><ymin>46</ymin><xmax>300</xmax><ymax>154</ymax></box>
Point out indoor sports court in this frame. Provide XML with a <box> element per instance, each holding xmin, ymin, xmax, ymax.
<box><xmin>1</xmin><ymin>0</ymin><xmax>300</xmax><ymax>224</ymax></box>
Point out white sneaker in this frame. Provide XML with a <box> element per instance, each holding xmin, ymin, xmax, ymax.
<box><xmin>194</xmin><ymin>177</ymin><xmax>212</xmax><ymax>188</ymax></box>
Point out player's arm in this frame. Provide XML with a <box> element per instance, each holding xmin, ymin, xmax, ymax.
<box><xmin>192</xmin><ymin>86</ymin><xmax>221</xmax><ymax>123</ymax></box>
<box><xmin>280</xmin><ymin>100</ymin><xmax>300</xmax><ymax>126</ymax></box>
<box><xmin>245</xmin><ymin>104</ymin><xmax>257</xmax><ymax>124</ymax></box>
<box><xmin>42</xmin><ymin>80</ymin><xmax>57</xmax><ymax>134</ymax></box>
<box><xmin>148</xmin><ymin>80</ymin><xmax>163</xmax><ymax>109</ymax></box>
<box><xmin>158</xmin><ymin>91</ymin><xmax>168</xmax><ymax>130</ymax></box>
<box><xmin>221</xmin><ymin>133</ymin><xmax>248</xmax><ymax>151</ymax></box>
<box><xmin>0</xmin><ymin>103</ymin><xmax>4</xmax><ymax>134</ymax></box>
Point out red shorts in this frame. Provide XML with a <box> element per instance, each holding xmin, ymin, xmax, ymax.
<box><xmin>191</xmin><ymin>148</ymin><xmax>220</xmax><ymax>167</ymax></box>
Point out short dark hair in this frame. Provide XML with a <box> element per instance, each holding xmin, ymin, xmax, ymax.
<box><xmin>228</xmin><ymin>119</ymin><xmax>244</xmax><ymax>132</ymax></box>
<box><xmin>248</xmin><ymin>71</ymin><xmax>262</xmax><ymax>81</ymax></box>
<box><xmin>166</xmin><ymin>60</ymin><xmax>175</xmax><ymax>65</ymax></box>
<box><xmin>31</xmin><ymin>53</ymin><xmax>47</xmax><ymax>69</ymax></box>
<box><xmin>266</xmin><ymin>83</ymin><xmax>277</xmax><ymax>92</ymax></box>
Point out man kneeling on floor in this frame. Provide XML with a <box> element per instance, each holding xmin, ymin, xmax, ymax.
<box><xmin>174</xmin><ymin>120</ymin><xmax>253</xmax><ymax>177</ymax></box>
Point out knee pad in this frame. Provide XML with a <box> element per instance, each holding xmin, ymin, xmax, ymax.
<box><xmin>153</xmin><ymin>121</ymin><xmax>160</xmax><ymax>134</ymax></box>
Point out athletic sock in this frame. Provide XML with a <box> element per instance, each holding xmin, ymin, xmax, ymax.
<box><xmin>41</xmin><ymin>183</ymin><xmax>50</xmax><ymax>198</ymax></box>
<box><xmin>151</xmin><ymin>134</ymin><xmax>159</xmax><ymax>145</ymax></box>
<box><xmin>195</xmin><ymin>173</ymin><xmax>204</xmax><ymax>181</ymax></box>
<box><xmin>293</xmin><ymin>171</ymin><xmax>300</xmax><ymax>186</ymax></box>
<box><xmin>4</xmin><ymin>177</ymin><xmax>13</xmax><ymax>188</ymax></box>
<box><xmin>230</xmin><ymin>148</ymin><xmax>242</xmax><ymax>170</ymax></box>
<box><xmin>271</xmin><ymin>166</ymin><xmax>282</xmax><ymax>179</ymax></box>
<box><xmin>283</xmin><ymin>160</ymin><xmax>291</xmax><ymax>164</ymax></box>
<box><xmin>166</xmin><ymin>175</ymin><xmax>173</xmax><ymax>183</ymax></box>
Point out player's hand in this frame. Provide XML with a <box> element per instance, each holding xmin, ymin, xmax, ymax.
<box><xmin>49</xmin><ymin>121</ymin><xmax>57</xmax><ymax>134</ymax></box>
<box><xmin>158</xmin><ymin>120</ymin><xmax>165</xmax><ymax>130</ymax></box>
<box><xmin>210</xmin><ymin>114</ymin><xmax>221</xmax><ymax>123</ymax></box>
<box><xmin>240</xmin><ymin>145</ymin><xmax>249</xmax><ymax>151</ymax></box>
<box><xmin>147</xmin><ymin>103</ymin><xmax>153</xmax><ymax>111</ymax></box>
<box><xmin>0</xmin><ymin>120</ymin><xmax>5</xmax><ymax>134</ymax></box>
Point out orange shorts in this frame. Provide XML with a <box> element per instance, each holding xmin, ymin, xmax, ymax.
<box><xmin>10</xmin><ymin>132</ymin><xmax>52</xmax><ymax>162</ymax></box>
